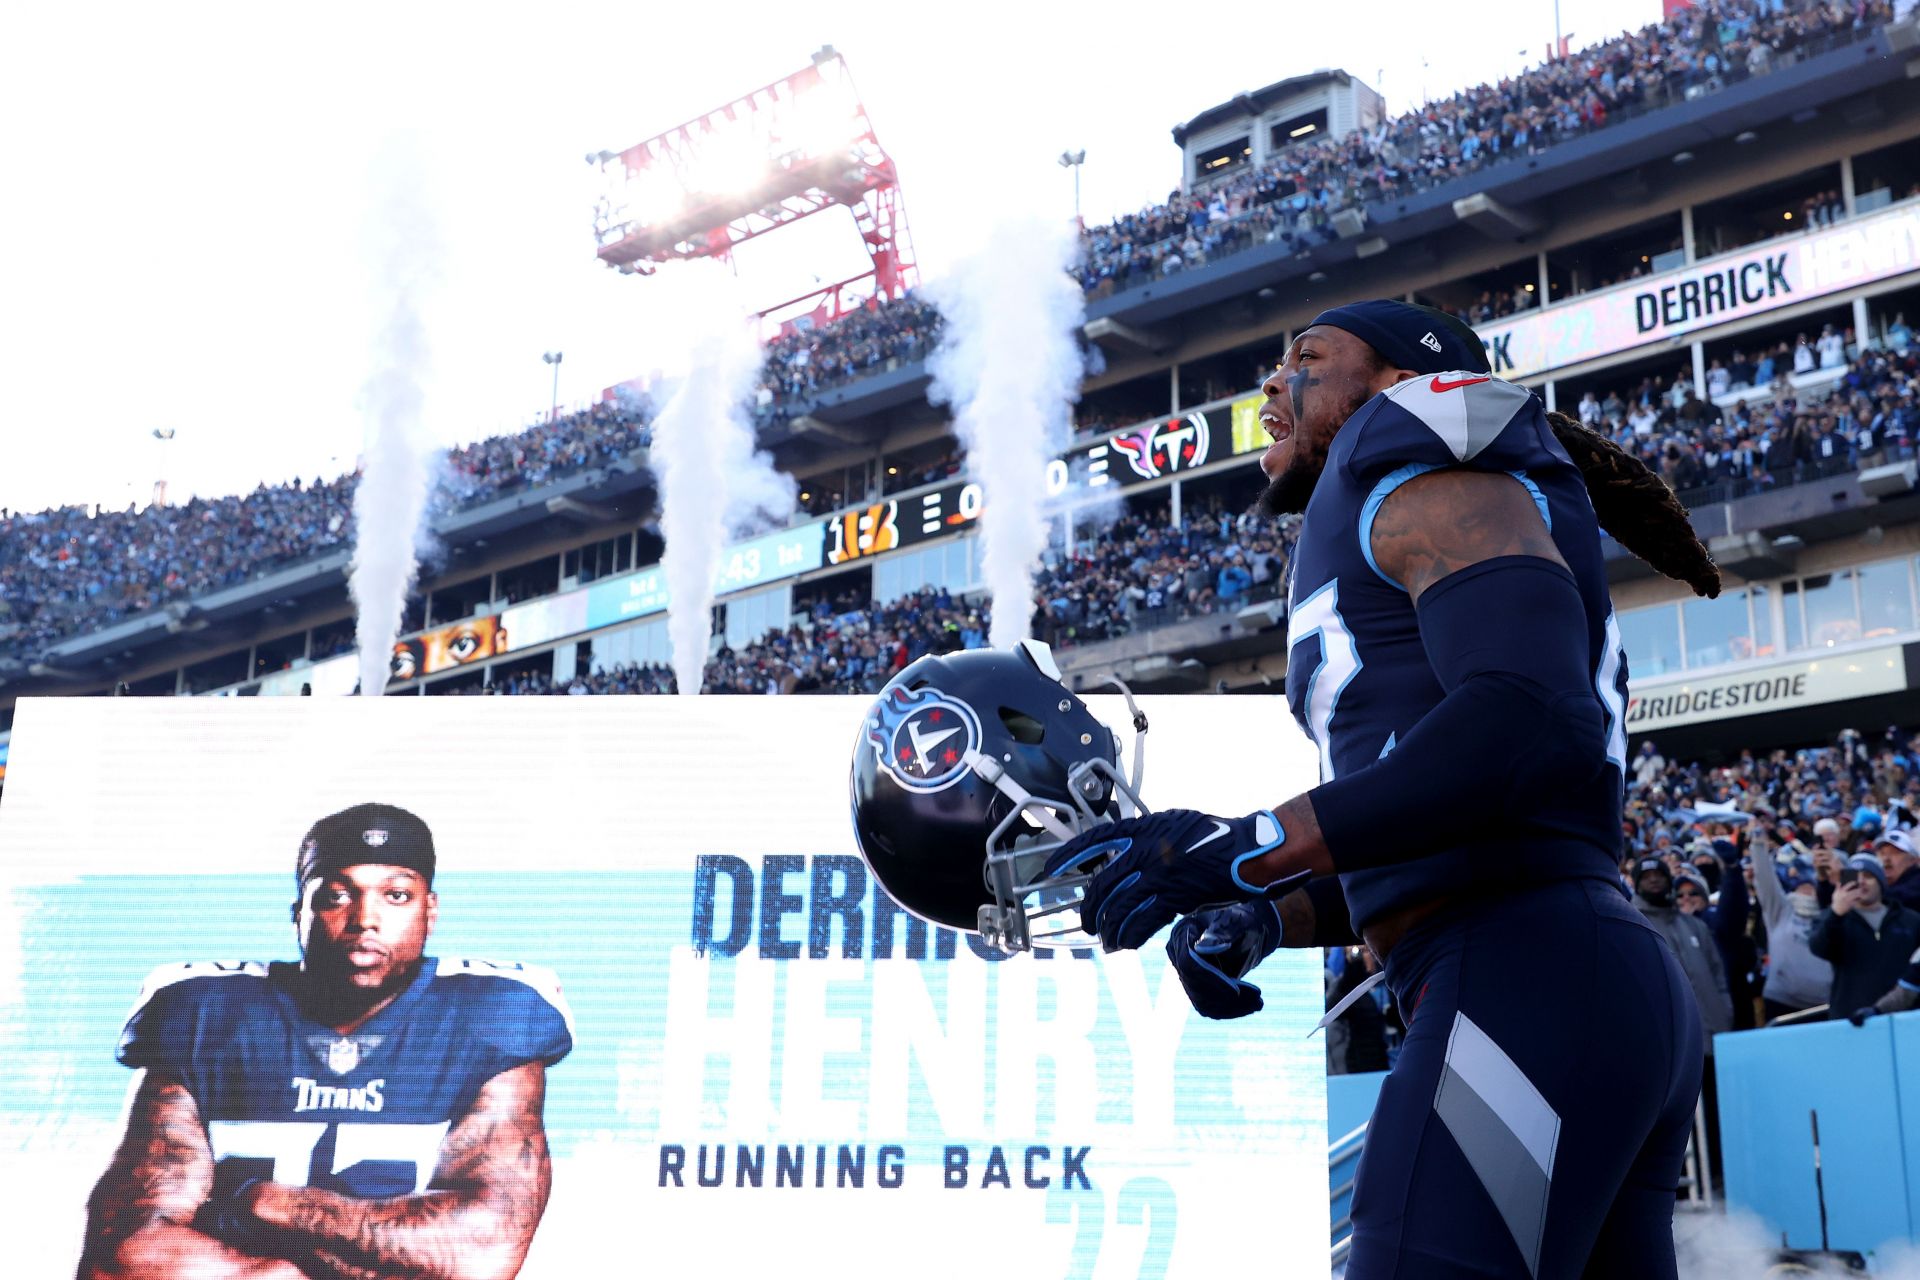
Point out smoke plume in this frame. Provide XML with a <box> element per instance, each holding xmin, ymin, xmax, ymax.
<box><xmin>348</xmin><ymin>134</ymin><xmax>442</xmax><ymax>697</ymax></box>
<box><xmin>928</xmin><ymin>217</ymin><xmax>1086</xmax><ymax>648</ymax></box>
<box><xmin>647</xmin><ymin>266</ymin><xmax>793</xmax><ymax>694</ymax></box>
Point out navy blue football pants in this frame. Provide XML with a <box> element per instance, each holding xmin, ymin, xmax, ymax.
<box><xmin>1344</xmin><ymin>879</ymin><xmax>1704</xmax><ymax>1279</ymax></box>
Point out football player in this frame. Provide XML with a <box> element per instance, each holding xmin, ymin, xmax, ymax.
<box><xmin>78</xmin><ymin>802</ymin><xmax>571</xmax><ymax>1280</ymax></box>
<box><xmin>1044</xmin><ymin>300</ymin><xmax>1722</xmax><ymax>1278</ymax></box>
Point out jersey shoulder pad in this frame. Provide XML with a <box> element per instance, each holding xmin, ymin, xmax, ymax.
<box><xmin>1344</xmin><ymin>373</ymin><xmax>1538</xmax><ymax>482</ymax></box>
<box><xmin>118</xmin><ymin>961</ymin><xmax>272</xmax><ymax>1072</ymax></box>
<box><xmin>126</xmin><ymin>960</ymin><xmax>271</xmax><ymax>1022</ymax></box>
<box><xmin>435</xmin><ymin>957</ymin><xmax>574</xmax><ymax>1064</ymax></box>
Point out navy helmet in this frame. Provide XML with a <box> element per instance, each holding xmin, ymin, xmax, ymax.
<box><xmin>849</xmin><ymin>639</ymin><xmax>1147</xmax><ymax>951</ymax></box>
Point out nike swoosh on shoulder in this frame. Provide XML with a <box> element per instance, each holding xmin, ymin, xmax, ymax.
<box><xmin>1186</xmin><ymin>820</ymin><xmax>1232</xmax><ymax>853</ymax></box>
<box><xmin>1430</xmin><ymin>374</ymin><xmax>1492</xmax><ymax>393</ymax></box>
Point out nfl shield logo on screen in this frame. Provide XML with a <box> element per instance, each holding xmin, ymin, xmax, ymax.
<box><xmin>328</xmin><ymin>1036</ymin><xmax>360</xmax><ymax>1075</ymax></box>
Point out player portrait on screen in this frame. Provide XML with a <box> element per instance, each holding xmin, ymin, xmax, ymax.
<box><xmin>76</xmin><ymin>801</ymin><xmax>573</xmax><ymax>1280</ymax></box>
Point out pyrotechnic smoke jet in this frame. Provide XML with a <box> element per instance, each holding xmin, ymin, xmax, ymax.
<box><xmin>648</xmin><ymin>264</ymin><xmax>794</xmax><ymax>694</ymax></box>
<box><xmin>348</xmin><ymin>134</ymin><xmax>442</xmax><ymax>697</ymax></box>
<box><xmin>928</xmin><ymin>217</ymin><xmax>1085</xmax><ymax>647</ymax></box>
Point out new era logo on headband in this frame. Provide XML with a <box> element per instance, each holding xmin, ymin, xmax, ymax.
<box><xmin>1420</xmin><ymin>331</ymin><xmax>1443</xmax><ymax>353</ymax></box>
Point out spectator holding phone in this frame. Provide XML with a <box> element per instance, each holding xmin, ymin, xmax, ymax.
<box><xmin>1809</xmin><ymin>853</ymin><xmax>1920</xmax><ymax>1020</ymax></box>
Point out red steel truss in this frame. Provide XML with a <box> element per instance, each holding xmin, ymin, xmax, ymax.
<box><xmin>590</xmin><ymin>47</ymin><xmax>917</xmax><ymax>324</ymax></box>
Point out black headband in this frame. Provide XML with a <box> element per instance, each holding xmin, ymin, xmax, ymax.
<box><xmin>296</xmin><ymin>802</ymin><xmax>436</xmax><ymax>891</ymax></box>
<box><xmin>1308</xmin><ymin>300</ymin><xmax>1491</xmax><ymax>376</ymax></box>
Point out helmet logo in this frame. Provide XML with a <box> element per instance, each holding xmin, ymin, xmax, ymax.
<box><xmin>866</xmin><ymin>686</ymin><xmax>983</xmax><ymax>794</ymax></box>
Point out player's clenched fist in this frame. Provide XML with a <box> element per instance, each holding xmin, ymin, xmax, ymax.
<box><xmin>1166</xmin><ymin>900</ymin><xmax>1287</xmax><ymax>1018</ymax></box>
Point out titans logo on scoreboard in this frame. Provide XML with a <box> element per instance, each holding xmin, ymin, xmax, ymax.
<box><xmin>1110</xmin><ymin>411</ymin><xmax>1210</xmax><ymax>481</ymax></box>
<box><xmin>865</xmin><ymin>686</ymin><xmax>982</xmax><ymax>794</ymax></box>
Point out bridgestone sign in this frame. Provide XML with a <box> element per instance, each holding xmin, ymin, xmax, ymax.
<box><xmin>1478</xmin><ymin>202</ymin><xmax>1920</xmax><ymax>380</ymax></box>
<box><xmin>1625</xmin><ymin>645</ymin><xmax>1908</xmax><ymax>734</ymax></box>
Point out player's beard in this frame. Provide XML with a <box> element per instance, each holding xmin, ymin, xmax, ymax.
<box><xmin>1253</xmin><ymin>386</ymin><xmax>1373</xmax><ymax>517</ymax></box>
<box><xmin>1255</xmin><ymin>459</ymin><xmax>1319</xmax><ymax>517</ymax></box>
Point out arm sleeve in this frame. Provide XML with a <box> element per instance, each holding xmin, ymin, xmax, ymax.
<box><xmin>1310</xmin><ymin>556</ymin><xmax>1607</xmax><ymax>873</ymax></box>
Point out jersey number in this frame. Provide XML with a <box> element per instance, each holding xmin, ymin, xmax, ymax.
<box><xmin>1288</xmin><ymin>580</ymin><xmax>1361</xmax><ymax>783</ymax></box>
<box><xmin>208</xmin><ymin>1119</ymin><xmax>451</xmax><ymax>1196</ymax></box>
<box><xmin>1595</xmin><ymin>611</ymin><xmax>1629</xmax><ymax>777</ymax></box>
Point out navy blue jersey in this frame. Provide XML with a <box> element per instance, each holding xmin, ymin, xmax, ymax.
<box><xmin>118</xmin><ymin>957</ymin><xmax>572</xmax><ymax>1200</ymax></box>
<box><xmin>1283</xmin><ymin>373</ymin><xmax>1628</xmax><ymax>932</ymax></box>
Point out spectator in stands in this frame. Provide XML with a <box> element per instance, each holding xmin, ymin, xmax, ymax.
<box><xmin>1875</xmin><ymin>828</ymin><xmax>1920</xmax><ymax>908</ymax></box>
<box><xmin>1633</xmin><ymin>856</ymin><xmax>1732</xmax><ymax>1031</ymax></box>
<box><xmin>1751</xmin><ymin>831</ymin><xmax>1835</xmax><ymax>1020</ymax></box>
<box><xmin>1810</xmin><ymin>853</ymin><xmax>1920</xmax><ymax>1020</ymax></box>
<box><xmin>1677</xmin><ymin>839</ymin><xmax>1760</xmax><ymax>1031</ymax></box>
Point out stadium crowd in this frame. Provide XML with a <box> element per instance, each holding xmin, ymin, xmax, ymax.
<box><xmin>464</xmin><ymin>501</ymin><xmax>1293</xmax><ymax>698</ymax></box>
<box><xmin>1575</xmin><ymin>330</ymin><xmax>1920</xmax><ymax>500</ymax></box>
<box><xmin>759</xmin><ymin>0</ymin><xmax>1897</xmax><ymax>398</ymax></box>
<box><xmin>10</xmin><ymin>317</ymin><xmax>1919</xmax><ymax>668</ymax></box>
<box><xmin>0</xmin><ymin>400</ymin><xmax>651</xmax><ymax>659</ymax></box>
<box><xmin>0</xmin><ymin>0</ymin><xmax>1907</xmax><ymax>669</ymax></box>
<box><xmin>1076</xmin><ymin>0</ymin><xmax>1894</xmax><ymax>297</ymax></box>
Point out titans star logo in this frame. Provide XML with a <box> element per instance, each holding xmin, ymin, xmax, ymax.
<box><xmin>865</xmin><ymin>686</ymin><xmax>983</xmax><ymax>793</ymax></box>
<box><xmin>1110</xmin><ymin>411</ymin><xmax>1210</xmax><ymax>481</ymax></box>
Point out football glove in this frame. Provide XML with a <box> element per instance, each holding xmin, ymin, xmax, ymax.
<box><xmin>1041</xmin><ymin>807</ymin><xmax>1306</xmax><ymax>951</ymax></box>
<box><xmin>1167</xmin><ymin>899</ymin><xmax>1285</xmax><ymax>1019</ymax></box>
<box><xmin>1848</xmin><ymin>1005</ymin><xmax>1882</xmax><ymax>1027</ymax></box>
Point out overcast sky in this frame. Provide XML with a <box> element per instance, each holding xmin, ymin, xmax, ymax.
<box><xmin>0</xmin><ymin>0</ymin><xmax>1655</xmax><ymax>515</ymax></box>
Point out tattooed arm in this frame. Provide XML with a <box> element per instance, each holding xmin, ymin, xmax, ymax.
<box><xmin>240</xmin><ymin>1061</ymin><xmax>552</xmax><ymax>1280</ymax></box>
<box><xmin>1362</xmin><ymin>468</ymin><xmax>1567</xmax><ymax>603</ymax></box>
<box><xmin>78</xmin><ymin>1071</ymin><xmax>303</xmax><ymax>1280</ymax></box>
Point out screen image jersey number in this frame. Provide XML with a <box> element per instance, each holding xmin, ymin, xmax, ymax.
<box><xmin>1048</xmin><ymin>1176</ymin><xmax>1176</xmax><ymax>1280</ymax></box>
<box><xmin>207</xmin><ymin>1119</ymin><xmax>451</xmax><ymax>1200</ymax></box>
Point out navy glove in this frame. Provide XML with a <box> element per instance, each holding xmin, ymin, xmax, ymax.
<box><xmin>1167</xmin><ymin>899</ymin><xmax>1285</xmax><ymax>1019</ymax></box>
<box><xmin>1849</xmin><ymin>1005</ymin><xmax>1882</xmax><ymax>1027</ymax></box>
<box><xmin>1041</xmin><ymin>807</ymin><xmax>1306</xmax><ymax>952</ymax></box>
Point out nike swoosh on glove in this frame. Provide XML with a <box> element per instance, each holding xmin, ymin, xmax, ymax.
<box><xmin>1167</xmin><ymin>899</ymin><xmax>1285</xmax><ymax>1019</ymax></box>
<box><xmin>1041</xmin><ymin>808</ymin><xmax>1306</xmax><ymax>952</ymax></box>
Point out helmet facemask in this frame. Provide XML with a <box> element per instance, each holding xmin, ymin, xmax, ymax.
<box><xmin>972</xmin><ymin>671</ymin><xmax>1151</xmax><ymax>954</ymax></box>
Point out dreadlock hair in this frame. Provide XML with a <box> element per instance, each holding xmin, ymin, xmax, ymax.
<box><xmin>1544</xmin><ymin>410</ymin><xmax>1721</xmax><ymax>598</ymax></box>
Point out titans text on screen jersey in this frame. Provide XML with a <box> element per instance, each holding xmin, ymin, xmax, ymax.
<box><xmin>1283</xmin><ymin>373</ymin><xmax>1630</xmax><ymax>932</ymax></box>
<box><xmin>117</xmin><ymin>957</ymin><xmax>572</xmax><ymax>1201</ymax></box>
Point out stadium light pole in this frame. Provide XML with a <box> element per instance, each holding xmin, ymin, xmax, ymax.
<box><xmin>1058</xmin><ymin>150</ymin><xmax>1086</xmax><ymax>224</ymax></box>
<box><xmin>542</xmin><ymin>351</ymin><xmax>564</xmax><ymax>424</ymax></box>
<box><xmin>150</xmin><ymin>427</ymin><xmax>176</xmax><ymax>510</ymax></box>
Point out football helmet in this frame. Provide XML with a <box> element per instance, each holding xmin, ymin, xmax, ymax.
<box><xmin>848</xmin><ymin>638</ymin><xmax>1149</xmax><ymax>953</ymax></box>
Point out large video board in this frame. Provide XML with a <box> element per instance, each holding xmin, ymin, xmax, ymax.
<box><xmin>0</xmin><ymin>695</ymin><xmax>1328</xmax><ymax>1278</ymax></box>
